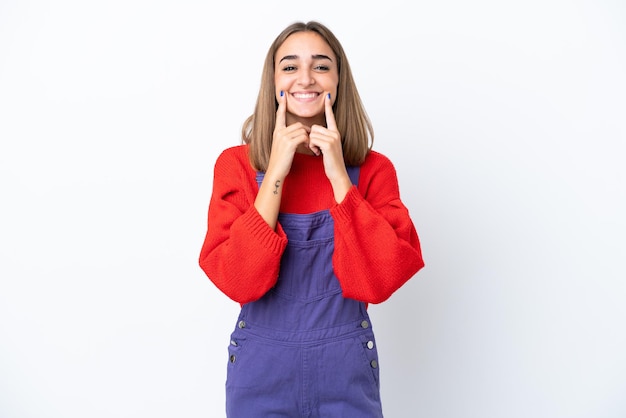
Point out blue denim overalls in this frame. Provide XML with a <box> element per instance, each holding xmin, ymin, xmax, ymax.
<box><xmin>225</xmin><ymin>167</ymin><xmax>384</xmax><ymax>417</ymax></box>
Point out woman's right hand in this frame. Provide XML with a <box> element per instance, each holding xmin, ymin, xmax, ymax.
<box><xmin>254</xmin><ymin>91</ymin><xmax>309</xmax><ymax>229</ymax></box>
<box><xmin>266</xmin><ymin>91</ymin><xmax>310</xmax><ymax>179</ymax></box>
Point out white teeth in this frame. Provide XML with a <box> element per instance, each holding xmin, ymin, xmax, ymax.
<box><xmin>292</xmin><ymin>93</ymin><xmax>317</xmax><ymax>99</ymax></box>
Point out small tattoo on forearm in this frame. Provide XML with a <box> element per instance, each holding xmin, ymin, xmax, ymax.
<box><xmin>273</xmin><ymin>180</ymin><xmax>280</xmax><ymax>195</ymax></box>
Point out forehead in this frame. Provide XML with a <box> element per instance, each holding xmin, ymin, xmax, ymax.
<box><xmin>275</xmin><ymin>31</ymin><xmax>335</xmax><ymax>60</ymax></box>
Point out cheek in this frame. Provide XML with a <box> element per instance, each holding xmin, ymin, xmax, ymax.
<box><xmin>274</xmin><ymin>77</ymin><xmax>290</xmax><ymax>96</ymax></box>
<box><xmin>274</xmin><ymin>71</ymin><xmax>290</xmax><ymax>85</ymax></box>
<box><xmin>326</xmin><ymin>77</ymin><xmax>339</xmax><ymax>95</ymax></box>
<box><xmin>274</xmin><ymin>78</ymin><xmax>285</xmax><ymax>99</ymax></box>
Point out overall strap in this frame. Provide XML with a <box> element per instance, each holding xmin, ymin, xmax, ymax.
<box><xmin>346</xmin><ymin>165</ymin><xmax>360</xmax><ymax>186</ymax></box>
<box><xmin>255</xmin><ymin>172</ymin><xmax>265</xmax><ymax>189</ymax></box>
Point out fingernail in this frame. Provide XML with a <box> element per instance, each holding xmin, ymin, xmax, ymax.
<box><xmin>280</xmin><ymin>90</ymin><xmax>284</xmax><ymax>97</ymax></box>
<box><xmin>327</xmin><ymin>93</ymin><xmax>331</xmax><ymax>99</ymax></box>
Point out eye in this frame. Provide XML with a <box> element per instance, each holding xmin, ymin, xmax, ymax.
<box><xmin>314</xmin><ymin>65</ymin><xmax>330</xmax><ymax>72</ymax></box>
<box><xmin>282</xmin><ymin>65</ymin><xmax>297</xmax><ymax>72</ymax></box>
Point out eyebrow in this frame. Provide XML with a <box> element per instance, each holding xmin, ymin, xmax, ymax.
<box><xmin>278</xmin><ymin>54</ymin><xmax>333</xmax><ymax>63</ymax></box>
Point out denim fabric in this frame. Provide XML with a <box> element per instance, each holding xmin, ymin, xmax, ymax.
<box><xmin>225</xmin><ymin>167</ymin><xmax>383</xmax><ymax>418</ymax></box>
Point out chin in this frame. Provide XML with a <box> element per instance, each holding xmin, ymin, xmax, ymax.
<box><xmin>289</xmin><ymin>108</ymin><xmax>324</xmax><ymax>120</ymax></box>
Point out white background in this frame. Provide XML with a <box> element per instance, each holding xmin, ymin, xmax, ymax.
<box><xmin>1</xmin><ymin>1</ymin><xmax>625</xmax><ymax>417</ymax></box>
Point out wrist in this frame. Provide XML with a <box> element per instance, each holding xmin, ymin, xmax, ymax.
<box><xmin>331</xmin><ymin>175</ymin><xmax>353</xmax><ymax>203</ymax></box>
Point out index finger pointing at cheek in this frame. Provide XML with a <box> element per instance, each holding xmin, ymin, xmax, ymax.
<box><xmin>325</xmin><ymin>92</ymin><xmax>338</xmax><ymax>132</ymax></box>
<box><xmin>276</xmin><ymin>90</ymin><xmax>287</xmax><ymax>128</ymax></box>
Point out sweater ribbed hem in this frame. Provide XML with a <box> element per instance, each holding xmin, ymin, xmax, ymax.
<box><xmin>330</xmin><ymin>186</ymin><xmax>361</xmax><ymax>223</ymax></box>
<box><xmin>240</xmin><ymin>207</ymin><xmax>288</xmax><ymax>255</ymax></box>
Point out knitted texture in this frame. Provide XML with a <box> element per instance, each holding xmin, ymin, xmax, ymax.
<box><xmin>199</xmin><ymin>145</ymin><xmax>424</xmax><ymax>304</ymax></box>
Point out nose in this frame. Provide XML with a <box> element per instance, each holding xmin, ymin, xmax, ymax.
<box><xmin>297</xmin><ymin>69</ymin><xmax>315</xmax><ymax>86</ymax></box>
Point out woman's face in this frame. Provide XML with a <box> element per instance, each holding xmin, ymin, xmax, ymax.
<box><xmin>274</xmin><ymin>31</ymin><xmax>339</xmax><ymax>126</ymax></box>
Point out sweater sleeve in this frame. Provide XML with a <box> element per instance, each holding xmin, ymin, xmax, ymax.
<box><xmin>198</xmin><ymin>147</ymin><xmax>288</xmax><ymax>304</ymax></box>
<box><xmin>330</xmin><ymin>153</ymin><xmax>424</xmax><ymax>304</ymax></box>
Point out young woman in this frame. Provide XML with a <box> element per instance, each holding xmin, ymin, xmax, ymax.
<box><xmin>199</xmin><ymin>20</ymin><xmax>424</xmax><ymax>417</ymax></box>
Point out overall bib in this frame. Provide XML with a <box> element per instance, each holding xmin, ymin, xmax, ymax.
<box><xmin>225</xmin><ymin>167</ymin><xmax>384</xmax><ymax>418</ymax></box>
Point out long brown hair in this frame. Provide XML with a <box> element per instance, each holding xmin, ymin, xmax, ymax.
<box><xmin>242</xmin><ymin>21</ymin><xmax>374</xmax><ymax>171</ymax></box>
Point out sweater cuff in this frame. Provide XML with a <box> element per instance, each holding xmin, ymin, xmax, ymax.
<box><xmin>240</xmin><ymin>207</ymin><xmax>288</xmax><ymax>255</ymax></box>
<box><xmin>330</xmin><ymin>185</ymin><xmax>362</xmax><ymax>223</ymax></box>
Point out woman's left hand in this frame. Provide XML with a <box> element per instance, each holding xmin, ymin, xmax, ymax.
<box><xmin>309</xmin><ymin>93</ymin><xmax>353</xmax><ymax>202</ymax></box>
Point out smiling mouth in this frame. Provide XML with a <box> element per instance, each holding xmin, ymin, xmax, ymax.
<box><xmin>291</xmin><ymin>92</ymin><xmax>319</xmax><ymax>99</ymax></box>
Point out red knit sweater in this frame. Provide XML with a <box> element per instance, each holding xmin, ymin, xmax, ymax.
<box><xmin>199</xmin><ymin>145</ymin><xmax>424</xmax><ymax>305</ymax></box>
